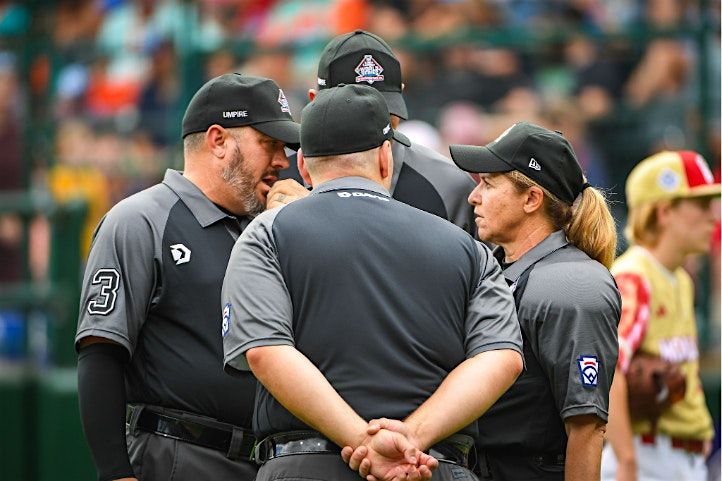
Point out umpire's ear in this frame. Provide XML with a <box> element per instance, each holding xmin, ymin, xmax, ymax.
<box><xmin>297</xmin><ymin>149</ymin><xmax>314</xmax><ymax>187</ymax></box>
<box><xmin>379</xmin><ymin>140</ymin><xmax>393</xmax><ymax>190</ymax></box>
<box><xmin>308</xmin><ymin>89</ymin><xmax>317</xmax><ymax>101</ymax></box>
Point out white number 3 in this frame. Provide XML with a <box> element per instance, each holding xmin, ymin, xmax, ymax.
<box><xmin>87</xmin><ymin>268</ymin><xmax>120</xmax><ymax>315</ymax></box>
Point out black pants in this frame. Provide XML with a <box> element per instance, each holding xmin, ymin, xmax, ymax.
<box><xmin>127</xmin><ymin>430</ymin><xmax>258</xmax><ymax>481</ymax></box>
<box><xmin>256</xmin><ymin>453</ymin><xmax>479</xmax><ymax>481</ymax></box>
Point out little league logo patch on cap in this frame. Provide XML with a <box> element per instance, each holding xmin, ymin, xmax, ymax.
<box><xmin>222</xmin><ymin>303</ymin><xmax>231</xmax><ymax>337</ymax></box>
<box><xmin>278</xmin><ymin>89</ymin><xmax>290</xmax><ymax>113</ymax></box>
<box><xmin>355</xmin><ymin>55</ymin><xmax>384</xmax><ymax>84</ymax></box>
<box><xmin>578</xmin><ymin>355</ymin><xmax>599</xmax><ymax>388</ymax></box>
<box><xmin>658</xmin><ymin>168</ymin><xmax>681</xmax><ymax>192</ymax></box>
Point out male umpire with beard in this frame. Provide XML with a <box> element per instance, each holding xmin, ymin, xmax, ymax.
<box><xmin>271</xmin><ymin>30</ymin><xmax>477</xmax><ymax>234</ymax></box>
<box><xmin>221</xmin><ymin>83</ymin><xmax>523</xmax><ymax>481</ymax></box>
<box><xmin>75</xmin><ymin>74</ymin><xmax>299</xmax><ymax>481</ymax></box>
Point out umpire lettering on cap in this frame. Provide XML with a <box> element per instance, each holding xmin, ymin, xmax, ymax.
<box><xmin>75</xmin><ymin>73</ymin><xmax>299</xmax><ymax>481</ymax></box>
<box><xmin>221</xmin><ymin>84</ymin><xmax>524</xmax><ymax>481</ymax></box>
<box><xmin>448</xmin><ymin>123</ymin><xmax>621</xmax><ymax>481</ymax></box>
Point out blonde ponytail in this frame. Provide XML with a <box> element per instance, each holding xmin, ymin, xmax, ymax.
<box><xmin>507</xmin><ymin>171</ymin><xmax>617</xmax><ymax>268</ymax></box>
<box><xmin>566</xmin><ymin>187</ymin><xmax>617</xmax><ymax>269</ymax></box>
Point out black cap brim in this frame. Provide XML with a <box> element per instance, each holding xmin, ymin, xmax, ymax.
<box><xmin>449</xmin><ymin>144</ymin><xmax>513</xmax><ymax>173</ymax></box>
<box><xmin>392</xmin><ymin>129</ymin><xmax>411</xmax><ymax>147</ymax></box>
<box><xmin>381</xmin><ymin>91</ymin><xmax>408</xmax><ymax>120</ymax></box>
<box><xmin>253</xmin><ymin>119</ymin><xmax>301</xmax><ymax>151</ymax></box>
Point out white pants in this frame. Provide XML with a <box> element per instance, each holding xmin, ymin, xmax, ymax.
<box><xmin>600</xmin><ymin>434</ymin><xmax>707</xmax><ymax>481</ymax></box>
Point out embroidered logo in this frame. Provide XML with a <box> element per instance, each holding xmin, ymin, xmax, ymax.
<box><xmin>223</xmin><ymin>110</ymin><xmax>248</xmax><ymax>118</ymax></box>
<box><xmin>278</xmin><ymin>89</ymin><xmax>290</xmax><ymax>113</ymax></box>
<box><xmin>170</xmin><ymin>244</ymin><xmax>191</xmax><ymax>265</ymax></box>
<box><xmin>383</xmin><ymin>124</ymin><xmax>391</xmax><ymax>135</ymax></box>
<box><xmin>355</xmin><ymin>55</ymin><xmax>384</xmax><ymax>84</ymax></box>
<box><xmin>317</xmin><ymin>77</ymin><xmax>326</xmax><ymax>86</ymax></box>
<box><xmin>578</xmin><ymin>355</ymin><xmax>599</xmax><ymax>388</ymax></box>
<box><xmin>528</xmin><ymin>158</ymin><xmax>541</xmax><ymax>171</ymax></box>
<box><xmin>222</xmin><ymin>303</ymin><xmax>231</xmax><ymax>337</ymax></box>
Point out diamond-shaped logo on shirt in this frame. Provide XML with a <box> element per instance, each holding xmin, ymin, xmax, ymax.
<box><xmin>170</xmin><ymin>244</ymin><xmax>191</xmax><ymax>265</ymax></box>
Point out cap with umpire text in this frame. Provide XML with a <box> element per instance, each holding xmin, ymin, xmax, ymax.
<box><xmin>182</xmin><ymin>73</ymin><xmax>300</xmax><ymax>149</ymax></box>
<box><xmin>301</xmin><ymin>84</ymin><xmax>410</xmax><ymax>157</ymax></box>
<box><xmin>317</xmin><ymin>30</ymin><xmax>407</xmax><ymax>120</ymax></box>
<box><xmin>450</xmin><ymin>122</ymin><xmax>585</xmax><ymax>205</ymax></box>
<box><xmin>625</xmin><ymin>151</ymin><xmax>720</xmax><ymax>208</ymax></box>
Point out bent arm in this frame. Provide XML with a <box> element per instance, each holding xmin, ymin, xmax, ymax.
<box><xmin>405</xmin><ymin>349</ymin><xmax>523</xmax><ymax>450</ymax></box>
<box><xmin>77</xmin><ymin>337</ymin><xmax>136</xmax><ymax>481</ymax></box>
<box><xmin>245</xmin><ymin>344</ymin><xmax>367</xmax><ymax>448</ymax></box>
<box><xmin>564</xmin><ymin>414</ymin><xmax>607</xmax><ymax>481</ymax></box>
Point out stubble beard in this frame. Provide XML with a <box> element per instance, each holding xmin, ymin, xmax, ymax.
<box><xmin>221</xmin><ymin>143</ymin><xmax>265</xmax><ymax>216</ymax></box>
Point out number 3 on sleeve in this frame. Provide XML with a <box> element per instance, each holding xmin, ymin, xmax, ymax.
<box><xmin>87</xmin><ymin>268</ymin><xmax>120</xmax><ymax>315</ymax></box>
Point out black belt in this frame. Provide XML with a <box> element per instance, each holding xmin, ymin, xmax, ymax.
<box><xmin>255</xmin><ymin>430</ymin><xmax>474</xmax><ymax>469</ymax></box>
<box><xmin>127</xmin><ymin>405</ymin><xmax>256</xmax><ymax>461</ymax></box>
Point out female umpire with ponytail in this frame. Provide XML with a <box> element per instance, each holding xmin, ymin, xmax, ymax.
<box><xmin>450</xmin><ymin>122</ymin><xmax>622</xmax><ymax>481</ymax></box>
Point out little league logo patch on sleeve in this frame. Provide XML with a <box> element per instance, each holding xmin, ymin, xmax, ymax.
<box><xmin>278</xmin><ymin>89</ymin><xmax>290</xmax><ymax>113</ymax></box>
<box><xmin>577</xmin><ymin>355</ymin><xmax>599</xmax><ymax>388</ymax></box>
<box><xmin>355</xmin><ymin>55</ymin><xmax>384</xmax><ymax>84</ymax></box>
<box><xmin>222</xmin><ymin>303</ymin><xmax>231</xmax><ymax>337</ymax></box>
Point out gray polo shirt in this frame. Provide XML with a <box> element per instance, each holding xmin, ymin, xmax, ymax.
<box><xmin>76</xmin><ymin>169</ymin><xmax>257</xmax><ymax>427</ymax></box>
<box><xmin>477</xmin><ymin>231</ymin><xmax>620</xmax><ymax>454</ymax></box>
<box><xmin>222</xmin><ymin>176</ymin><xmax>521</xmax><ymax>440</ymax></box>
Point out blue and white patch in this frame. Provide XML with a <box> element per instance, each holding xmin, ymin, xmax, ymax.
<box><xmin>278</xmin><ymin>89</ymin><xmax>290</xmax><ymax>113</ymax></box>
<box><xmin>355</xmin><ymin>55</ymin><xmax>384</xmax><ymax>84</ymax></box>
<box><xmin>578</xmin><ymin>355</ymin><xmax>599</xmax><ymax>388</ymax></box>
<box><xmin>222</xmin><ymin>303</ymin><xmax>231</xmax><ymax>337</ymax></box>
<box><xmin>657</xmin><ymin>168</ymin><xmax>680</xmax><ymax>192</ymax></box>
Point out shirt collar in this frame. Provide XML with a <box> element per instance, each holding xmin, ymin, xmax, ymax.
<box><xmin>390</xmin><ymin>141</ymin><xmax>407</xmax><ymax>194</ymax></box>
<box><xmin>162</xmin><ymin>169</ymin><xmax>240</xmax><ymax>228</ymax></box>
<box><xmin>312</xmin><ymin>176</ymin><xmax>391</xmax><ymax>197</ymax></box>
<box><xmin>494</xmin><ymin>230</ymin><xmax>569</xmax><ymax>284</ymax></box>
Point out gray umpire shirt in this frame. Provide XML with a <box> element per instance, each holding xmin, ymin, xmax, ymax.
<box><xmin>221</xmin><ymin>176</ymin><xmax>522</xmax><ymax>440</ymax></box>
<box><xmin>75</xmin><ymin>169</ymin><xmax>256</xmax><ymax>428</ymax></box>
<box><xmin>280</xmin><ymin>141</ymin><xmax>477</xmax><ymax>235</ymax></box>
<box><xmin>477</xmin><ymin>231</ymin><xmax>620</xmax><ymax>454</ymax></box>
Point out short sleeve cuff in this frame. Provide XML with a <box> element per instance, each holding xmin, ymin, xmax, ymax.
<box><xmin>467</xmin><ymin>341</ymin><xmax>523</xmax><ymax>359</ymax></box>
<box><xmin>75</xmin><ymin>329</ymin><xmax>133</xmax><ymax>356</ymax></box>
<box><xmin>560</xmin><ymin>404</ymin><xmax>609</xmax><ymax>423</ymax></box>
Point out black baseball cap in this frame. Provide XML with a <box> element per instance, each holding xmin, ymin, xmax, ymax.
<box><xmin>317</xmin><ymin>30</ymin><xmax>408</xmax><ymax>120</ymax></box>
<box><xmin>300</xmin><ymin>84</ymin><xmax>410</xmax><ymax>157</ymax></box>
<box><xmin>182</xmin><ymin>73</ymin><xmax>300</xmax><ymax>149</ymax></box>
<box><xmin>450</xmin><ymin>122</ymin><xmax>584</xmax><ymax>205</ymax></box>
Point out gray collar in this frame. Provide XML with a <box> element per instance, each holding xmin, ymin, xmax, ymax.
<box><xmin>312</xmin><ymin>176</ymin><xmax>390</xmax><ymax>197</ymax></box>
<box><xmin>494</xmin><ymin>230</ymin><xmax>569</xmax><ymax>284</ymax></box>
<box><xmin>162</xmin><ymin>169</ymin><xmax>237</xmax><ymax>228</ymax></box>
<box><xmin>390</xmin><ymin>141</ymin><xmax>407</xmax><ymax>194</ymax></box>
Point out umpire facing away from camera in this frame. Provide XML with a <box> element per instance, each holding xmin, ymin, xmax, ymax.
<box><xmin>75</xmin><ymin>74</ymin><xmax>299</xmax><ymax>481</ymax></box>
<box><xmin>272</xmin><ymin>30</ymin><xmax>477</xmax><ymax>235</ymax></box>
<box><xmin>449</xmin><ymin>122</ymin><xmax>621</xmax><ymax>481</ymax></box>
<box><xmin>221</xmin><ymin>83</ymin><xmax>524</xmax><ymax>481</ymax></box>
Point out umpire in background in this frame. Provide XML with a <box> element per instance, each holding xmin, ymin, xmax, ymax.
<box><xmin>271</xmin><ymin>30</ymin><xmax>477</xmax><ymax>234</ymax></box>
<box><xmin>449</xmin><ymin>122</ymin><xmax>621</xmax><ymax>480</ymax></box>
<box><xmin>75</xmin><ymin>74</ymin><xmax>299</xmax><ymax>481</ymax></box>
<box><xmin>221</xmin><ymin>84</ymin><xmax>523</xmax><ymax>481</ymax></box>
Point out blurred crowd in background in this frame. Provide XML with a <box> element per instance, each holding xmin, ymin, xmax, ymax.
<box><xmin>0</xmin><ymin>0</ymin><xmax>719</xmax><ymax>361</ymax></box>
